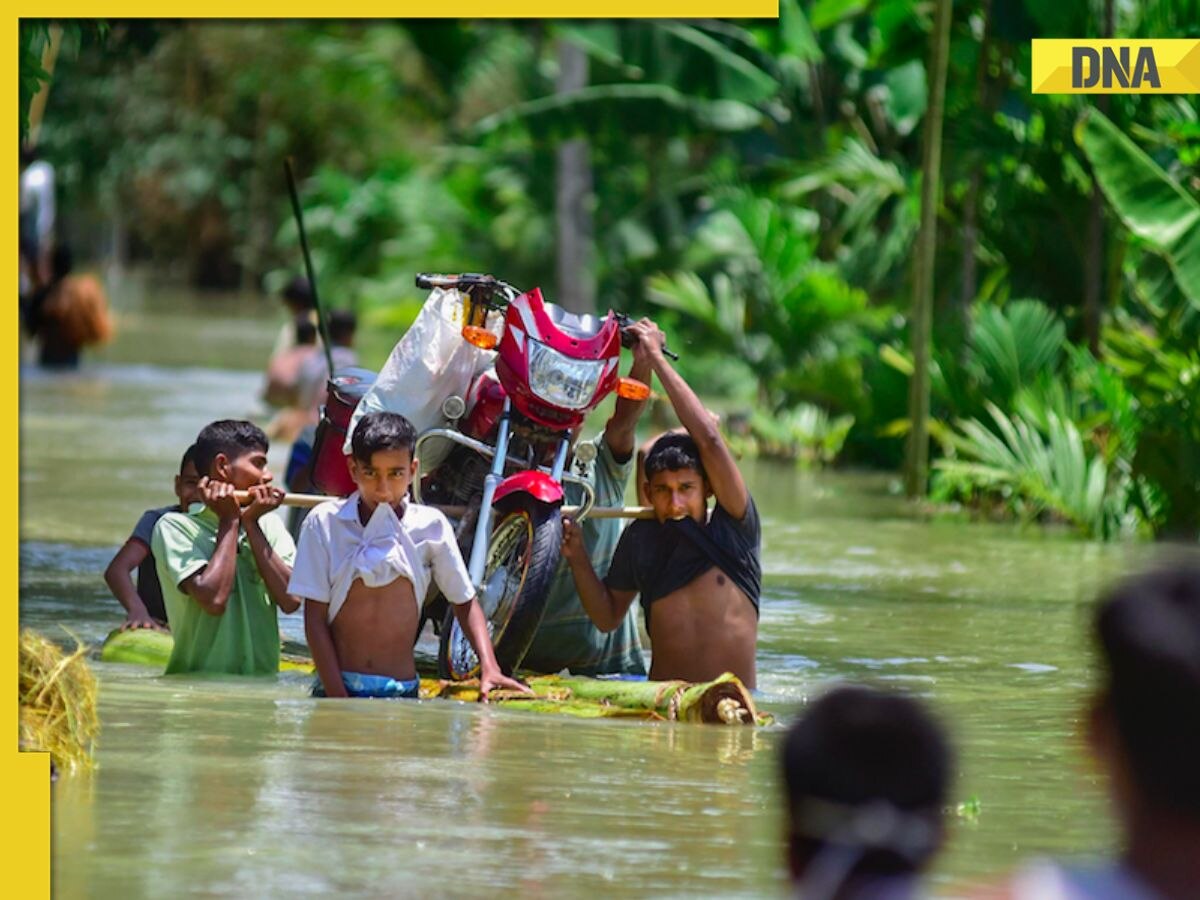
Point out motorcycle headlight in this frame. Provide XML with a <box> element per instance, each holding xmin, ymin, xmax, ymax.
<box><xmin>527</xmin><ymin>339</ymin><xmax>605</xmax><ymax>410</ymax></box>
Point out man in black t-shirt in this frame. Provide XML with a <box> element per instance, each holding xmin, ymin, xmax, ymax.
<box><xmin>561</xmin><ymin>319</ymin><xmax>761</xmax><ymax>688</ymax></box>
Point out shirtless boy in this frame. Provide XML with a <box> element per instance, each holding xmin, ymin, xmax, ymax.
<box><xmin>289</xmin><ymin>411</ymin><xmax>531</xmax><ymax>699</ymax></box>
<box><xmin>561</xmin><ymin>318</ymin><xmax>761</xmax><ymax>688</ymax></box>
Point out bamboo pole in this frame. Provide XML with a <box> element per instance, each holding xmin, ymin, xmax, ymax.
<box><xmin>231</xmin><ymin>490</ymin><xmax>655</xmax><ymax>519</ymax></box>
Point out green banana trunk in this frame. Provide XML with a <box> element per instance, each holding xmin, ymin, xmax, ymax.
<box><xmin>99</xmin><ymin>629</ymin><xmax>767</xmax><ymax>726</ymax></box>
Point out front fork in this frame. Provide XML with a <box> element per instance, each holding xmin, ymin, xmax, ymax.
<box><xmin>464</xmin><ymin>400</ymin><xmax>572</xmax><ymax>590</ymax></box>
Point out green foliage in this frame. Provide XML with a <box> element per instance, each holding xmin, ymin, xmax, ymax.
<box><xmin>26</xmin><ymin>15</ymin><xmax>1200</xmax><ymax>540</ymax></box>
<box><xmin>19</xmin><ymin>22</ymin><xmax>108</xmax><ymax>144</ymax></box>
<box><xmin>933</xmin><ymin>404</ymin><xmax>1137</xmax><ymax>539</ymax></box>
<box><xmin>1103</xmin><ymin>322</ymin><xmax>1200</xmax><ymax>538</ymax></box>
<box><xmin>955</xmin><ymin>795</ymin><xmax>982</xmax><ymax>823</ymax></box>
<box><xmin>1079</xmin><ymin>108</ymin><xmax>1200</xmax><ymax>309</ymax></box>
<box><xmin>645</xmin><ymin>186</ymin><xmax>881</xmax><ymax>419</ymax></box>
<box><xmin>880</xmin><ymin>298</ymin><xmax>1067</xmax><ymax>425</ymax></box>
<box><xmin>737</xmin><ymin>403</ymin><xmax>855</xmax><ymax>466</ymax></box>
<box><xmin>19</xmin><ymin>23</ymin><xmax>55</xmax><ymax>143</ymax></box>
<box><xmin>968</xmin><ymin>299</ymin><xmax>1065</xmax><ymax>403</ymax></box>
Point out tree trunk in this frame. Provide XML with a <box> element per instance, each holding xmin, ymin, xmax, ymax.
<box><xmin>958</xmin><ymin>0</ymin><xmax>991</xmax><ymax>341</ymax></box>
<box><xmin>555</xmin><ymin>39</ymin><xmax>596</xmax><ymax>315</ymax></box>
<box><xmin>1084</xmin><ymin>0</ymin><xmax>1114</xmax><ymax>356</ymax></box>
<box><xmin>27</xmin><ymin>25</ymin><xmax>63</xmax><ymax>147</ymax></box>
<box><xmin>904</xmin><ymin>0</ymin><xmax>953</xmax><ymax>499</ymax></box>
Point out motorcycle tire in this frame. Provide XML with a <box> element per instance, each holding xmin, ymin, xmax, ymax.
<box><xmin>437</xmin><ymin>499</ymin><xmax>563</xmax><ymax>679</ymax></box>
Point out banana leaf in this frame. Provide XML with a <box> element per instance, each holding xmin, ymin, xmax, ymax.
<box><xmin>1077</xmin><ymin>108</ymin><xmax>1200</xmax><ymax>310</ymax></box>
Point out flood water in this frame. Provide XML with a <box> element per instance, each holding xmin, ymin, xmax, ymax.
<box><xmin>20</xmin><ymin>276</ymin><xmax>1172</xmax><ymax>897</ymax></box>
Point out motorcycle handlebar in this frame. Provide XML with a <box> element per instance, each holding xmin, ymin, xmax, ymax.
<box><xmin>415</xmin><ymin>276</ymin><xmax>680</xmax><ymax>360</ymax></box>
<box><xmin>415</xmin><ymin>272</ymin><xmax>500</xmax><ymax>291</ymax></box>
<box><xmin>614</xmin><ymin>312</ymin><xmax>680</xmax><ymax>361</ymax></box>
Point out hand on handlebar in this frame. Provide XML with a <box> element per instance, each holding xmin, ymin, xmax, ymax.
<box><xmin>616</xmin><ymin>313</ymin><xmax>679</xmax><ymax>361</ymax></box>
<box><xmin>621</xmin><ymin>317</ymin><xmax>678</xmax><ymax>364</ymax></box>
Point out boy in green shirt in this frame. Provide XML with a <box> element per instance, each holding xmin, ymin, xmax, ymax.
<box><xmin>152</xmin><ymin>420</ymin><xmax>299</xmax><ymax>675</ymax></box>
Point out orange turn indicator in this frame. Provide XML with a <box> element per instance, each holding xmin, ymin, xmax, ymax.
<box><xmin>617</xmin><ymin>377</ymin><xmax>651</xmax><ymax>401</ymax></box>
<box><xmin>462</xmin><ymin>325</ymin><xmax>498</xmax><ymax>350</ymax></box>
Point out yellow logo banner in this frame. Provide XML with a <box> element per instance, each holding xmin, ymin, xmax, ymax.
<box><xmin>1032</xmin><ymin>39</ymin><xmax>1200</xmax><ymax>94</ymax></box>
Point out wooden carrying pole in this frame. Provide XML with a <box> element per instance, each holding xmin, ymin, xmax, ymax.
<box><xmin>232</xmin><ymin>491</ymin><xmax>655</xmax><ymax>520</ymax></box>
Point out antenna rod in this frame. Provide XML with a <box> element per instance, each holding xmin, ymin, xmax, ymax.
<box><xmin>284</xmin><ymin>157</ymin><xmax>335</xmax><ymax>375</ymax></box>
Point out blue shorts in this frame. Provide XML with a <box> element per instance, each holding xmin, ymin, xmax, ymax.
<box><xmin>312</xmin><ymin>672</ymin><xmax>420</xmax><ymax>699</ymax></box>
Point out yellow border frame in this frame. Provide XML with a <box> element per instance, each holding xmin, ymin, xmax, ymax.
<box><xmin>11</xmin><ymin>13</ymin><xmax>52</xmax><ymax>895</ymax></box>
<box><xmin>10</xmin><ymin>11</ymin><xmax>781</xmax><ymax>896</ymax></box>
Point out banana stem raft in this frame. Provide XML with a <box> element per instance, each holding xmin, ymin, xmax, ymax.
<box><xmin>99</xmin><ymin>629</ymin><xmax>768</xmax><ymax>726</ymax></box>
<box><xmin>423</xmin><ymin>672</ymin><xmax>763</xmax><ymax>726</ymax></box>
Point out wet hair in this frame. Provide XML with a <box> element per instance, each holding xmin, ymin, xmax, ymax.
<box><xmin>294</xmin><ymin>314</ymin><xmax>317</xmax><ymax>346</ymax></box>
<box><xmin>350</xmin><ymin>412</ymin><xmax>417</xmax><ymax>466</ymax></box>
<box><xmin>329</xmin><ymin>309</ymin><xmax>357</xmax><ymax>345</ymax></box>
<box><xmin>781</xmin><ymin>685</ymin><xmax>951</xmax><ymax>879</ymax></box>
<box><xmin>179</xmin><ymin>443</ymin><xmax>199</xmax><ymax>474</ymax></box>
<box><xmin>282</xmin><ymin>276</ymin><xmax>314</xmax><ymax>311</ymax></box>
<box><xmin>1095</xmin><ymin>564</ymin><xmax>1200</xmax><ymax>817</ymax></box>
<box><xmin>193</xmin><ymin>420</ymin><xmax>269</xmax><ymax>478</ymax></box>
<box><xmin>644</xmin><ymin>432</ymin><xmax>706</xmax><ymax>482</ymax></box>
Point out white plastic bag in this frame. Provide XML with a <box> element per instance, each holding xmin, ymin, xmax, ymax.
<box><xmin>344</xmin><ymin>288</ymin><xmax>500</xmax><ymax>470</ymax></box>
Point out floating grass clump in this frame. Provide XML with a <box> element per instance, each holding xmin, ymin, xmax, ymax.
<box><xmin>19</xmin><ymin>629</ymin><xmax>99</xmax><ymax>776</ymax></box>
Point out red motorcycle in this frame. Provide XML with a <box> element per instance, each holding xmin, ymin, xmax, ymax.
<box><xmin>408</xmin><ymin>273</ymin><xmax>658</xmax><ymax>679</ymax></box>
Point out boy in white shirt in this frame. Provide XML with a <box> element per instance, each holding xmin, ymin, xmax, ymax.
<box><xmin>288</xmin><ymin>411</ymin><xmax>530</xmax><ymax>699</ymax></box>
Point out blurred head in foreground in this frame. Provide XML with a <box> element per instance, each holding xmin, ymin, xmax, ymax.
<box><xmin>1089</xmin><ymin>564</ymin><xmax>1200</xmax><ymax>882</ymax></box>
<box><xmin>781</xmin><ymin>684</ymin><xmax>952</xmax><ymax>899</ymax></box>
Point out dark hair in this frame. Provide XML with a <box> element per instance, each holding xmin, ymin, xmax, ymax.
<box><xmin>1095</xmin><ymin>564</ymin><xmax>1200</xmax><ymax>817</ymax></box>
<box><xmin>781</xmin><ymin>685</ymin><xmax>951</xmax><ymax>878</ymax></box>
<box><xmin>644</xmin><ymin>432</ymin><xmax>705</xmax><ymax>482</ymax></box>
<box><xmin>329</xmin><ymin>309</ymin><xmax>357</xmax><ymax>345</ymax></box>
<box><xmin>350</xmin><ymin>412</ymin><xmax>417</xmax><ymax>466</ymax></box>
<box><xmin>282</xmin><ymin>276</ymin><xmax>314</xmax><ymax>311</ymax></box>
<box><xmin>50</xmin><ymin>243</ymin><xmax>73</xmax><ymax>281</ymax></box>
<box><xmin>294</xmin><ymin>314</ymin><xmax>317</xmax><ymax>346</ymax></box>
<box><xmin>179</xmin><ymin>443</ymin><xmax>199</xmax><ymax>474</ymax></box>
<box><xmin>193</xmin><ymin>420</ymin><xmax>269</xmax><ymax>478</ymax></box>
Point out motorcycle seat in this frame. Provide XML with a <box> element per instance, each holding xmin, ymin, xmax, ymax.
<box><xmin>545</xmin><ymin>303</ymin><xmax>605</xmax><ymax>340</ymax></box>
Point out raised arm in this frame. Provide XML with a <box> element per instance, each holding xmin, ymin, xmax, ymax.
<box><xmin>242</xmin><ymin>485</ymin><xmax>300</xmax><ymax>614</ymax></box>
<box><xmin>628</xmin><ymin>319</ymin><xmax>749</xmax><ymax>519</ymax></box>
<box><xmin>602</xmin><ymin>339</ymin><xmax>653</xmax><ymax>463</ymax></box>
<box><xmin>560</xmin><ymin>518</ymin><xmax>638</xmax><ymax>632</ymax></box>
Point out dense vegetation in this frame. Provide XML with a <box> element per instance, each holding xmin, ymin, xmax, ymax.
<box><xmin>21</xmin><ymin>6</ymin><xmax>1200</xmax><ymax>539</ymax></box>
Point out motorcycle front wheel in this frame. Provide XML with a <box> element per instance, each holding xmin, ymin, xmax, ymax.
<box><xmin>437</xmin><ymin>499</ymin><xmax>563</xmax><ymax>679</ymax></box>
